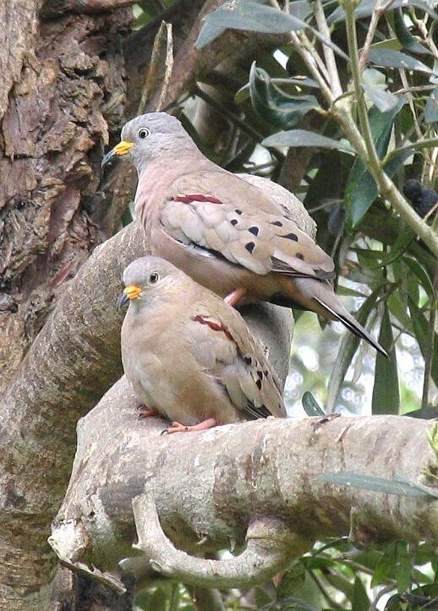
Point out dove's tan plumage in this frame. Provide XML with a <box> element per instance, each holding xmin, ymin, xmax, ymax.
<box><xmin>120</xmin><ymin>257</ymin><xmax>286</xmax><ymax>431</ymax></box>
<box><xmin>103</xmin><ymin>112</ymin><xmax>387</xmax><ymax>356</ymax></box>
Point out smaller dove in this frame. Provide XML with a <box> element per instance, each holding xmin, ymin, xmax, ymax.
<box><xmin>119</xmin><ymin>256</ymin><xmax>286</xmax><ymax>433</ymax></box>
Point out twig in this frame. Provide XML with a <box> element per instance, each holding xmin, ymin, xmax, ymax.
<box><xmin>314</xmin><ymin>0</ymin><xmax>343</xmax><ymax>97</ymax></box>
<box><xmin>358</xmin><ymin>0</ymin><xmax>391</xmax><ymax>70</ymax></box>
<box><xmin>409</xmin><ymin>8</ymin><xmax>438</xmax><ymax>61</ymax></box>
<box><xmin>289</xmin><ymin>32</ymin><xmax>334</xmax><ymax>103</ymax></box>
<box><xmin>300</xmin><ymin>31</ymin><xmax>332</xmax><ymax>86</ymax></box>
<box><xmin>421</xmin><ymin>266</ymin><xmax>438</xmax><ymax>409</ymax></box>
<box><xmin>394</xmin><ymin>84</ymin><xmax>437</xmax><ymax>95</ymax></box>
<box><xmin>344</xmin><ymin>0</ymin><xmax>382</xmax><ymax>177</ymax></box>
<box><xmin>383</xmin><ymin>138</ymin><xmax>438</xmax><ymax>164</ymax></box>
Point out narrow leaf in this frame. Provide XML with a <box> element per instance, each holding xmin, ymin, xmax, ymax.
<box><xmin>403</xmin><ymin>256</ymin><xmax>434</xmax><ymax>299</ymax></box>
<box><xmin>317</xmin><ymin>472</ymin><xmax>438</xmax><ymax>497</ymax></box>
<box><xmin>393</xmin><ymin>9</ymin><xmax>431</xmax><ymax>55</ymax></box>
<box><xmin>326</xmin><ymin>287</ymin><xmax>383</xmax><ymax>412</ymax></box>
<box><xmin>425</xmin><ymin>88</ymin><xmax>438</xmax><ymax>124</ymax></box>
<box><xmin>352</xmin><ymin>577</ymin><xmax>370</xmax><ymax>611</ymax></box>
<box><xmin>363</xmin><ymin>81</ymin><xmax>400</xmax><ymax>112</ymax></box>
<box><xmin>368</xmin><ymin>48</ymin><xmax>434</xmax><ymax>74</ymax></box>
<box><xmin>408</xmin><ymin>298</ymin><xmax>438</xmax><ymax>388</ymax></box>
<box><xmin>329</xmin><ymin>0</ymin><xmax>438</xmax><ymax>24</ymax></box>
<box><xmin>196</xmin><ymin>0</ymin><xmax>348</xmax><ymax>59</ymax></box>
<box><xmin>302</xmin><ymin>391</ymin><xmax>325</xmax><ymax>416</ymax></box>
<box><xmin>372</xmin><ymin>305</ymin><xmax>400</xmax><ymax>415</ymax></box>
<box><xmin>196</xmin><ymin>1</ymin><xmax>304</xmax><ymax>48</ymax></box>
<box><xmin>263</xmin><ymin>129</ymin><xmax>352</xmax><ymax>151</ymax></box>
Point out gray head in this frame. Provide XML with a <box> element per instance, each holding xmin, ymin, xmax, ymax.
<box><xmin>102</xmin><ymin>112</ymin><xmax>198</xmax><ymax>174</ymax></box>
<box><xmin>119</xmin><ymin>256</ymin><xmax>185</xmax><ymax>308</ymax></box>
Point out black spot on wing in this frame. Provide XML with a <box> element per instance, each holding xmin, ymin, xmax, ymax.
<box><xmin>280</xmin><ymin>232</ymin><xmax>298</xmax><ymax>242</ymax></box>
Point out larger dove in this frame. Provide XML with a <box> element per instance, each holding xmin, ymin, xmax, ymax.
<box><xmin>103</xmin><ymin>112</ymin><xmax>386</xmax><ymax>356</ymax></box>
<box><xmin>120</xmin><ymin>256</ymin><xmax>286</xmax><ymax>433</ymax></box>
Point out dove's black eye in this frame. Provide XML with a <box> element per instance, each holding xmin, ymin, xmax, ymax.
<box><xmin>149</xmin><ymin>272</ymin><xmax>159</xmax><ymax>284</ymax></box>
<box><xmin>138</xmin><ymin>128</ymin><xmax>150</xmax><ymax>139</ymax></box>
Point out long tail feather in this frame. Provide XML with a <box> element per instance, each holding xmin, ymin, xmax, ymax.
<box><xmin>314</xmin><ymin>297</ymin><xmax>388</xmax><ymax>358</ymax></box>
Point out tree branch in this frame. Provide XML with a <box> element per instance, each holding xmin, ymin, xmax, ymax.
<box><xmin>49</xmin><ymin>379</ymin><xmax>438</xmax><ymax>591</ymax></box>
<box><xmin>132</xmin><ymin>492</ymin><xmax>307</xmax><ymax>588</ymax></box>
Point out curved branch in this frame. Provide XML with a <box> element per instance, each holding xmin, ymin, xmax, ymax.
<box><xmin>131</xmin><ymin>492</ymin><xmax>308</xmax><ymax>589</ymax></box>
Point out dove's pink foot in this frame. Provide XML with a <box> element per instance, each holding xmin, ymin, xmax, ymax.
<box><xmin>137</xmin><ymin>405</ymin><xmax>159</xmax><ymax>419</ymax></box>
<box><xmin>166</xmin><ymin>418</ymin><xmax>218</xmax><ymax>434</ymax></box>
<box><xmin>225</xmin><ymin>287</ymin><xmax>247</xmax><ymax>307</ymax></box>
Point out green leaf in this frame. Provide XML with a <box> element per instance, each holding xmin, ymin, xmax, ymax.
<box><xmin>425</xmin><ymin>88</ymin><xmax>438</xmax><ymax>124</ymax></box>
<box><xmin>302</xmin><ymin>391</ymin><xmax>325</xmax><ymax>416</ymax></box>
<box><xmin>249</xmin><ymin>64</ymin><xmax>320</xmax><ymax>128</ymax></box>
<box><xmin>289</xmin><ymin>0</ymin><xmax>313</xmax><ymax>21</ymax></box>
<box><xmin>368</xmin><ymin>48</ymin><xmax>434</xmax><ymax>74</ymax></box>
<box><xmin>403</xmin><ymin>256</ymin><xmax>434</xmax><ymax>299</ymax></box>
<box><xmin>408</xmin><ymin>298</ymin><xmax>438</xmax><ymax>388</ymax></box>
<box><xmin>196</xmin><ymin>1</ymin><xmax>304</xmax><ymax>48</ymax></box>
<box><xmin>387</xmin><ymin>292</ymin><xmax>412</xmax><ymax>332</ymax></box>
<box><xmin>364</xmin><ymin>82</ymin><xmax>400</xmax><ymax>112</ymax></box>
<box><xmin>392</xmin><ymin>9</ymin><xmax>431</xmax><ymax>55</ymax></box>
<box><xmin>328</xmin><ymin>0</ymin><xmax>438</xmax><ymax>24</ymax></box>
<box><xmin>352</xmin><ymin>577</ymin><xmax>370</xmax><ymax>611</ymax></box>
<box><xmin>196</xmin><ymin>0</ymin><xmax>348</xmax><ymax>59</ymax></box>
<box><xmin>345</xmin><ymin>100</ymin><xmax>405</xmax><ymax>226</ymax></box>
<box><xmin>363</xmin><ymin>68</ymin><xmax>399</xmax><ymax>113</ymax></box>
<box><xmin>395</xmin><ymin>542</ymin><xmax>412</xmax><ymax>593</ymax></box>
<box><xmin>371</xmin><ymin>544</ymin><xmax>396</xmax><ymax>587</ymax></box>
<box><xmin>317</xmin><ymin>472</ymin><xmax>438</xmax><ymax>498</ymax></box>
<box><xmin>368</xmin><ymin>225</ymin><xmax>414</xmax><ymax>269</ymax></box>
<box><xmin>263</xmin><ymin>129</ymin><xmax>352</xmax><ymax>151</ymax></box>
<box><xmin>326</xmin><ymin>287</ymin><xmax>384</xmax><ymax>412</ymax></box>
<box><xmin>148</xmin><ymin>587</ymin><xmax>169</xmax><ymax>611</ymax></box>
<box><xmin>277</xmin><ymin>562</ymin><xmax>306</xmax><ymax>598</ymax></box>
<box><xmin>372</xmin><ymin>305</ymin><xmax>400</xmax><ymax>415</ymax></box>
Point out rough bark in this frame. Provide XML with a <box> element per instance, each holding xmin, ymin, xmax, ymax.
<box><xmin>0</xmin><ymin>4</ymin><xmax>131</xmax><ymax>392</ymax></box>
<box><xmin>50</xmin><ymin>379</ymin><xmax>438</xmax><ymax>592</ymax></box>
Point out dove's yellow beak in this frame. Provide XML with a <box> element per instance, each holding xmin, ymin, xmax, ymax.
<box><xmin>124</xmin><ymin>285</ymin><xmax>142</xmax><ymax>300</ymax></box>
<box><xmin>101</xmin><ymin>140</ymin><xmax>134</xmax><ymax>168</ymax></box>
<box><xmin>117</xmin><ymin>285</ymin><xmax>142</xmax><ymax>308</ymax></box>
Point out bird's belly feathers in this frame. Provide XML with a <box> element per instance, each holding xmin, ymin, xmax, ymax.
<box><xmin>122</xmin><ymin>321</ymin><xmax>242</xmax><ymax>425</ymax></box>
